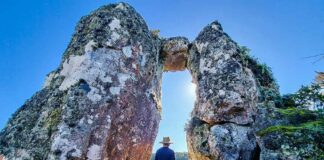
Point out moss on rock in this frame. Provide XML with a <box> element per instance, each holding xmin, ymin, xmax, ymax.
<box><xmin>257</xmin><ymin>119</ymin><xmax>324</xmax><ymax>137</ymax></box>
<box><xmin>278</xmin><ymin>107</ymin><xmax>318</xmax><ymax>123</ymax></box>
<box><xmin>46</xmin><ymin>108</ymin><xmax>63</xmax><ymax>136</ymax></box>
<box><xmin>238</xmin><ymin>46</ymin><xmax>282</xmax><ymax>107</ymax></box>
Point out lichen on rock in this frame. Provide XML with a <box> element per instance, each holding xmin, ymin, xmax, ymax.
<box><xmin>0</xmin><ymin>2</ymin><xmax>323</xmax><ymax>160</ymax></box>
<box><xmin>186</xmin><ymin>21</ymin><xmax>261</xmax><ymax>160</ymax></box>
<box><xmin>0</xmin><ymin>2</ymin><xmax>163</xmax><ymax>160</ymax></box>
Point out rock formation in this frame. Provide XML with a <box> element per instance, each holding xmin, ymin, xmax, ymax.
<box><xmin>0</xmin><ymin>2</ymin><xmax>323</xmax><ymax>160</ymax></box>
<box><xmin>161</xmin><ymin>37</ymin><xmax>189</xmax><ymax>72</ymax></box>
<box><xmin>186</xmin><ymin>21</ymin><xmax>261</xmax><ymax>160</ymax></box>
<box><xmin>0</xmin><ymin>3</ymin><xmax>163</xmax><ymax>160</ymax></box>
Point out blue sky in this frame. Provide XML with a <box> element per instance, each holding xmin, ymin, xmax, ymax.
<box><xmin>0</xmin><ymin>0</ymin><xmax>323</xmax><ymax>152</ymax></box>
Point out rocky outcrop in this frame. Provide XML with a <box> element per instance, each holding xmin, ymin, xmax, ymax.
<box><xmin>0</xmin><ymin>3</ymin><xmax>163</xmax><ymax>160</ymax></box>
<box><xmin>185</xmin><ymin>21</ymin><xmax>323</xmax><ymax>160</ymax></box>
<box><xmin>0</xmin><ymin>2</ymin><xmax>323</xmax><ymax>160</ymax></box>
<box><xmin>254</xmin><ymin>105</ymin><xmax>324</xmax><ymax>159</ymax></box>
<box><xmin>253</xmin><ymin>86</ymin><xmax>324</xmax><ymax>160</ymax></box>
<box><xmin>186</xmin><ymin>21</ymin><xmax>261</xmax><ymax>160</ymax></box>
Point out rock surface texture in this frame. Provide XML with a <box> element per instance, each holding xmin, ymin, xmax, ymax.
<box><xmin>0</xmin><ymin>2</ymin><xmax>323</xmax><ymax>160</ymax></box>
<box><xmin>0</xmin><ymin>3</ymin><xmax>163</xmax><ymax>160</ymax></box>
<box><xmin>186</xmin><ymin>22</ymin><xmax>260</xmax><ymax>160</ymax></box>
<box><xmin>161</xmin><ymin>37</ymin><xmax>189</xmax><ymax>71</ymax></box>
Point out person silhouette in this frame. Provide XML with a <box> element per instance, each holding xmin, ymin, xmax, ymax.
<box><xmin>155</xmin><ymin>137</ymin><xmax>175</xmax><ymax>160</ymax></box>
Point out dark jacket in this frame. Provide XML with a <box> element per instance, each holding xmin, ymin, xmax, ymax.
<box><xmin>155</xmin><ymin>147</ymin><xmax>175</xmax><ymax>160</ymax></box>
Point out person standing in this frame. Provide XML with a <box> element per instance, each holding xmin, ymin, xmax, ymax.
<box><xmin>155</xmin><ymin>137</ymin><xmax>175</xmax><ymax>160</ymax></box>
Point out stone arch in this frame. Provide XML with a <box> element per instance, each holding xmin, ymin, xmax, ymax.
<box><xmin>160</xmin><ymin>22</ymin><xmax>260</xmax><ymax>159</ymax></box>
<box><xmin>0</xmin><ymin>2</ymin><xmax>282</xmax><ymax>160</ymax></box>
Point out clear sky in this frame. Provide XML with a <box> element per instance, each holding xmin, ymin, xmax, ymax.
<box><xmin>0</xmin><ymin>0</ymin><xmax>323</xmax><ymax>152</ymax></box>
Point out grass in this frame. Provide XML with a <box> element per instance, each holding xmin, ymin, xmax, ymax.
<box><xmin>257</xmin><ymin>119</ymin><xmax>324</xmax><ymax>137</ymax></box>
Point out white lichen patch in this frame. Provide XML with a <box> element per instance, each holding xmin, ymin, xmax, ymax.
<box><xmin>115</xmin><ymin>3</ymin><xmax>125</xmax><ymax>10</ymax></box>
<box><xmin>122</xmin><ymin>46</ymin><xmax>132</xmax><ymax>58</ymax></box>
<box><xmin>87</xmin><ymin>144</ymin><xmax>102</xmax><ymax>160</ymax></box>
<box><xmin>111</xmin><ymin>32</ymin><xmax>120</xmax><ymax>41</ymax></box>
<box><xmin>118</xmin><ymin>73</ymin><xmax>131</xmax><ymax>87</ymax></box>
<box><xmin>87</xmin><ymin>87</ymin><xmax>102</xmax><ymax>102</ymax></box>
<box><xmin>43</xmin><ymin>72</ymin><xmax>57</xmax><ymax>88</ymax></box>
<box><xmin>106</xmin><ymin>115</ymin><xmax>111</xmax><ymax>123</ymax></box>
<box><xmin>88</xmin><ymin>119</ymin><xmax>93</xmax><ymax>124</ymax></box>
<box><xmin>141</xmin><ymin>54</ymin><xmax>147</xmax><ymax>66</ymax></box>
<box><xmin>224</xmin><ymin>54</ymin><xmax>230</xmax><ymax>60</ymax></box>
<box><xmin>109</xmin><ymin>73</ymin><xmax>131</xmax><ymax>95</ymax></box>
<box><xmin>211</xmin><ymin>24</ymin><xmax>220</xmax><ymax>30</ymax></box>
<box><xmin>132</xmin><ymin>63</ymin><xmax>137</xmax><ymax>69</ymax></box>
<box><xmin>85</xmin><ymin>40</ymin><xmax>97</xmax><ymax>53</ymax></box>
<box><xmin>106</xmin><ymin>32</ymin><xmax>120</xmax><ymax>47</ymax></box>
<box><xmin>109</xmin><ymin>18</ymin><xmax>121</xmax><ymax>30</ymax></box>
<box><xmin>59</xmin><ymin>48</ymin><xmax>124</xmax><ymax>102</ymax></box>
<box><xmin>51</xmin><ymin>124</ymin><xmax>82</xmax><ymax>159</ymax></box>
<box><xmin>101</xmin><ymin>75</ymin><xmax>112</xmax><ymax>83</ymax></box>
<box><xmin>71</xmin><ymin>149</ymin><xmax>82</xmax><ymax>158</ymax></box>
<box><xmin>199</xmin><ymin>57</ymin><xmax>217</xmax><ymax>74</ymax></box>
<box><xmin>79</xmin><ymin>118</ymin><xmax>85</xmax><ymax>125</ymax></box>
<box><xmin>59</xmin><ymin>55</ymin><xmax>87</xmax><ymax>91</ymax></box>
<box><xmin>218</xmin><ymin>90</ymin><xmax>226</xmax><ymax>96</ymax></box>
<box><xmin>196</xmin><ymin>42</ymin><xmax>209</xmax><ymax>53</ymax></box>
<box><xmin>110</xmin><ymin>87</ymin><xmax>121</xmax><ymax>95</ymax></box>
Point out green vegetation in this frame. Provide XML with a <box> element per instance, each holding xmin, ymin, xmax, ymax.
<box><xmin>46</xmin><ymin>108</ymin><xmax>62</xmax><ymax>136</ymax></box>
<box><xmin>282</xmin><ymin>83</ymin><xmax>324</xmax><ymax>111</ymax></box>
<box><xmin>257</xmin><ymin>119</ymin><xmax>324</xmax><ymax>137</ymax></box>
<box><xmin>239</xmin><ymin>46</ymin><xmax>281</xmax><ymax>106</ymax></box>
<box><xmin>278</xmin><ymin>107</ymin><xmax>318</xmax><ymax>123</ymax></box>
<box><xmin>257</xmin><ymin>106</ymin><xmax>323</xmax><ymax>137</ymax></box>
<box><xmin>294</xmin><ymin>84</ymin><xmax>324</xmax><ymax>109</ymax></box>
<box><xmin>239</xmin><ymin>46</ymin><xmax>275</xmax><ymax>88</ymax></box>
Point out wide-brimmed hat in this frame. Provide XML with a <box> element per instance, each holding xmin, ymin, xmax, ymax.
<box><xmin>159</xmin><ymin>137</ymin><xmax>173</xmax><ymax>144</ymax></box>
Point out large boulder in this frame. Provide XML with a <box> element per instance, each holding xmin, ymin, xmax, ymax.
<box><xmin>187</xmin><ymin>22</ymin><xmax>259</xmax><ymax>125</ymax></box>
<box><xmin>0</xmin><ymin>3</ymin><xmax>163</xmax><ymax>160</ymax></box>
<box><xmin>185</xmin><ymin>20</ymin><xmax>323</xmax><ymax>160</ymax></box>
<box><xmin>186</xmin><ymin>21</ymin><xmax>260</xmax><ymax>160</ymax></box>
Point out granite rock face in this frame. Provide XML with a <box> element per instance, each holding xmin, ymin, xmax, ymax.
<box><xmin>188</xmin><ymin>22</ymin><xmax>258</xmax><ymax>125</ymax></box>
<box><xmin>1</xmin><ymin>2</ymin><xmax>323</xmax><ymax>160</ymax></box>
<box><xmin>185</xmin><ymin>21</ymin><xmax>323</xmax><ymax>160</ymax></box>
<box><xmin>0</xmin><ymin>3</ymin><xmax>163</xmax><ymax>160</ymax></box>
<box><xmin>186</xmin><ymin>21</ymin><xmax>261</xmax><ymax>160</ymax></box>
